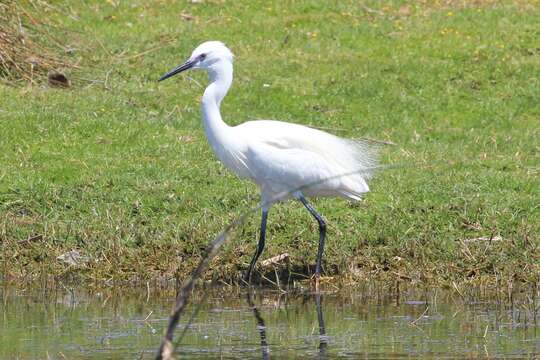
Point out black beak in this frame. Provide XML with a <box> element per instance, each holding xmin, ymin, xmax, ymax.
<box><xmin>158</xmin><ymin>59</ymin><xmax>195</xmax><ymax>82</ymax></box>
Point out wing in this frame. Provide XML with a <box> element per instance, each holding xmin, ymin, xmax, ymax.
<box><xmin>246</xmin><ymin>141</ymin><xmax>339</xmax><ymax>197</ymax></box>
<box><xmin>238</xmin><ymin>120</ymin><xmax>375</xmax><ymax>201</ymax></box>
<box><xmin>236</xmin><ymin>120</ymin><xmax>378</xmax><ymax>180</ymax></box>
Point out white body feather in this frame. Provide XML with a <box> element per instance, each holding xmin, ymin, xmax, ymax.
<box><xmin>226</xmin><ymin>120</ymin><xmax>377</xmax><ymax>203</ymax></box>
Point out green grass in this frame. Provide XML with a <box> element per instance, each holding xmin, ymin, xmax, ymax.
<box><xmin>0</xmin><ymin>0</ymin><xmax>538</xmax><ymax>287</ymax></box>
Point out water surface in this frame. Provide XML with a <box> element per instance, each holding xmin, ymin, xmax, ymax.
<box><xmin>1</xmin><ymin>284</ymin><xmax>538</xmax><ymax>358</ymax></box>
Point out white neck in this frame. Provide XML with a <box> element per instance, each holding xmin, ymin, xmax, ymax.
<box><xmin>201</xmin><ymin>60</ymin><xmax>233</xmax><ymax>150</ymax></box>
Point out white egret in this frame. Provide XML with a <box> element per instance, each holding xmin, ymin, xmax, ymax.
<box><xmin>159</xmin><ymin>41</ymin><xmax>377</xmax><ymax>286</ymax></box>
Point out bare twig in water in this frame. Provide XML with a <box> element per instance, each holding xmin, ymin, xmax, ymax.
<box><xmin>410</xmin><ymin>306</ymin><xmax>429</xmax><ymax>326</ymax></box>
<box><xmin>452</xmin><ymin>281</ymin><xmax>465</xmax><ymax>299</ymax></box>
<box><xmin>155</xmin><ymin>223</ymin><xmax>241</xmax><ymax>360</ymax></box>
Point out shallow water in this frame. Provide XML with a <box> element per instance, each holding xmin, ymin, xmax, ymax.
<box><xmin>1</xmin><ymin>284</ymin><xmax>538</xmax><ymax>359</ymax></box>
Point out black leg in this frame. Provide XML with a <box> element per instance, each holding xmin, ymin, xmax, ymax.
<box><xmin>297</xmin><ymin>194</ymin><xmax>326</xmax><ymax>279</ymax></box>
<box><xmin>244</xmin><ymin>207</ymin><xmax>269</xmax><ymax>283</ymax></box>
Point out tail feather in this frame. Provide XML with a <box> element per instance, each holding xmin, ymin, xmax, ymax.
<box><xmin>347</xmin><ymin>138</ymin><xmax>380</xmax><ymax>180</ymax></box>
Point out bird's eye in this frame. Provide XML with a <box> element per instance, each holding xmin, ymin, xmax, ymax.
<box><xmin>199</xmin><ymin>53</ymin><xmax>207</xmax><ymax>60</ymax></box>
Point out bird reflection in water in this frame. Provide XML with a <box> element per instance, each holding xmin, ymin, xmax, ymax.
<box><xmin>246</xmin><ymin>291</ymin><xmax>270</xmax><ymax>360</ymax></box>
<box><xmin>314</xmin><ymin>292</ymin><xmax>328</xmax><ymax>358</ymax></box>
<box><xmin>245</xmin><ymin>290</ymin><xmax>328</xmax><ymax>359</ymax></box>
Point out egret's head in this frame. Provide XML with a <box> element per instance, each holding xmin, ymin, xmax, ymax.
<box><xmin>159</xmin><ymin>41</ymin><xmax>233</xmax><ymax>81</ymax></box>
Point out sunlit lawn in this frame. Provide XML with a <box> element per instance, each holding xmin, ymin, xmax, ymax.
<box><xmin>0</xmin><ymin>0</ymin><xmax>538</xmax><ymax>286</ymax></box>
